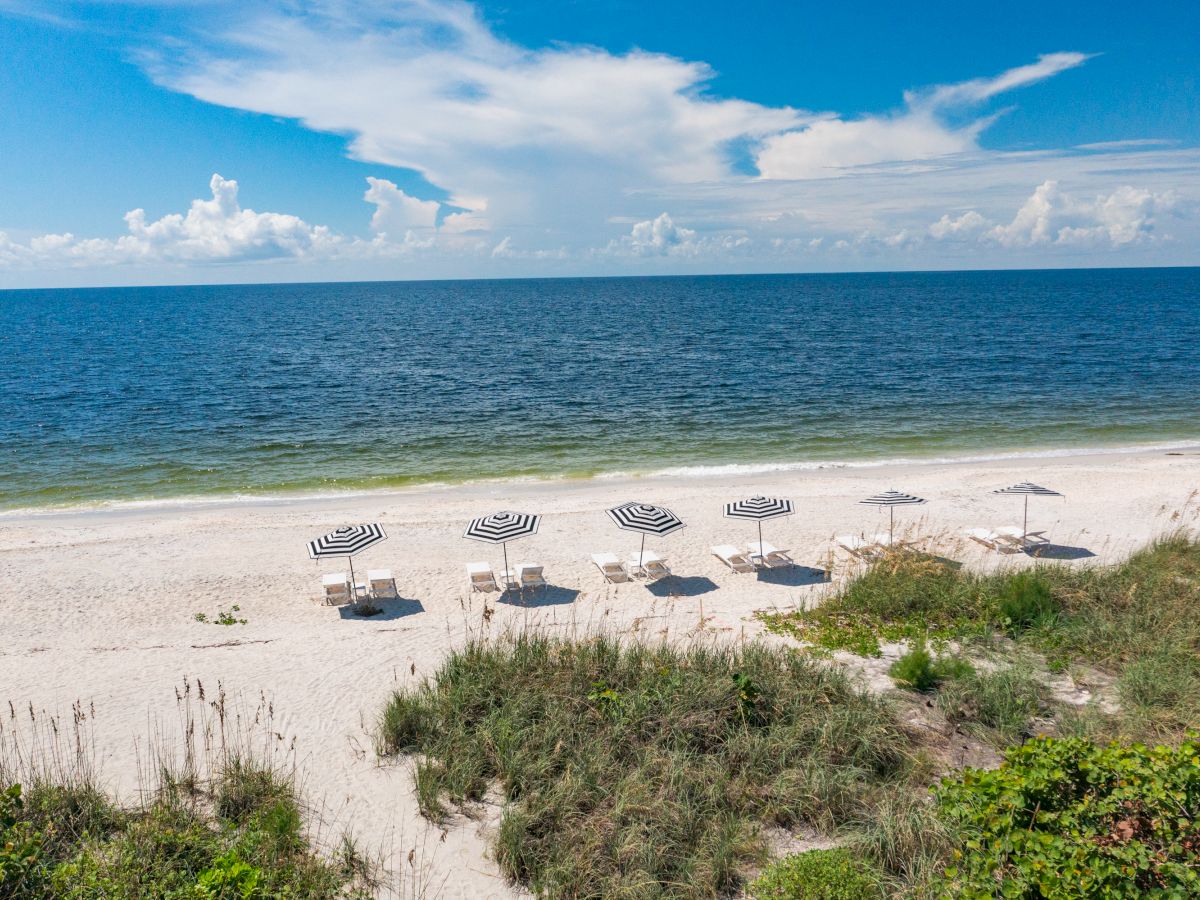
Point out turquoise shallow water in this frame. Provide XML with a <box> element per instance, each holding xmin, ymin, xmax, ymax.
<box><xmin>1</xmin><ymin>268</ymin><xmax>1198</xmax><ymax>510</ymax></box>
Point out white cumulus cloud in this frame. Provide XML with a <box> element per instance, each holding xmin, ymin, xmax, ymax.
<box><xmin>929</xmin><ymin>210</ymin><xmax>990</xmax><ymax>239</ymax></box>
<box><xmin>0</xmin><ymin>174</ymin><xmax>340</xmax><ymax>268</ymax></box>
<box><xmin>363</xmin><ymin>177</ymin><xmax>440</xmax><ymax>233</ymax></box>
<box><xmin>988</xmin><ymin>180</ymin><xmax>1176</xmax><ymax>247</ymax></box>
<box><xmin>601</xmin><ymin>212</ymin><xmax>750</xmax><ymax>258</ymax></box>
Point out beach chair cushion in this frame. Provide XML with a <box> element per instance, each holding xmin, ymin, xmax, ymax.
<box><xmin>367</xmin><ymin>568</ymin><xmax>397</xmax><ymax>597</ymax></box>
<box><xmin>322</xmin><ymin>572</ymin><xmax>350</xmax><ymax>592</ymax></box>
<box><xmin>516</xmin><ymin>564</ymin><xmax>546</xmax><ymax>587</ymax></box>
<box><xmin>712</xmin><ymin>544</ymin><xmax>754</xmax><ymax>572</ymax></box>
<box><xmin>466</xmin><ymin>562</ymin><xmax>498</xmax><ymax>590</ymax></box>
<box><xmin>591</xmin><ymin>553</ymin><xmax>629</xmax><ymax>582</ymax></box>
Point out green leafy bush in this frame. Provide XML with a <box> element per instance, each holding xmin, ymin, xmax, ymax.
<box><xmin>1</xmin><ymin>763</ymin><xmax>364</xmax><ymax>899</ymax></box>
<box><xmin>1</xmin><ymin>784</ymin><xmax>45</xmax><ymax>897</ymax></box>
<box><xmin>888</xmin><ymin>639</ymin><xmax>972</xmax><ymax>693</ymax></box>
<box><xmin>998</xmin><ymin>572</ymin><xmax>1055</xmax><ymax>633</ymax></box>
<box><xmin>748</xmin><ymin>848</ymin><xmax>885</xmax><ymax>899</ymax></box>
<box><xmin>195</xmin><ymin>851</ymin><xmax>262</xmax><ymax>899</ymax></box>
<box><xmin>935</xmin><ymin>736</ymin><xmax>1200</xmax><ymax>897</ymax></box>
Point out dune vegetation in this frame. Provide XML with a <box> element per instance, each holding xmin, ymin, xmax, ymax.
<box><xmin>379</xmin><ymin>533</ymin><xmax>1200</xmax><ymax>898</ymax></box>
<box><xmin>0</xmin><ymin>685</ymin><xmax>374</xmax><ymax>899</ymax></box>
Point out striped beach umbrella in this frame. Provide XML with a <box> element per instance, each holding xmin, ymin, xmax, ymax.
<box><xmin>993</xmin><ymin>482</ymin><xmax>1063</xmax><ymax>537</ymax></box>
<box><xmin>464</xmin><ymin>511</ymin><xmax>541</xmax><ymax>583</ymax></box>
<box><xmin>607</xmin><ymin>502</ymin><xmax>685</xmax><ymax>570</ymax></box>
<box><xmin>724</xmin><ymin>495</ymin><xmax>794</xmax><ymax>553</ymax></box>
<box><xmin>859</xmin><ymin>490</ymin><xmax>926</xmax><ymax>542</ymax></box>
<box><xmin>307</xmin><ymin>524</ymin><xmax>388</xmax><ymax>598</ymax></box>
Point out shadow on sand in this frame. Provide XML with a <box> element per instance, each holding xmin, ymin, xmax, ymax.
<box><xmin>338</xmin><ymin>597</ymin><xmax>426</xmax><ymax>621</ymax></box>
<box><xmin>496</xmin><ymin>585</ymin><xmax>581</xmax><ymax>607</ymax></box>
<box><xmin>1027</xmin><ymin>544</ymin><xmax>1096</xmax><ymax>560</ymax></box>
<box><xmin>756</xmin><ymin>566</ymin><xmax>829</xmax><ymax>587</ymax></box>
<box><xmin>646</xmin><ymin>575</ymin><xmax>720</xmax><ymax>598</ymax></box>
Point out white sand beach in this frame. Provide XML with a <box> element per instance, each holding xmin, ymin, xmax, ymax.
<box><xmin>1</xmin><ymin>448</ymin><xmax>1198</xmax><ymax>897</ymax></box>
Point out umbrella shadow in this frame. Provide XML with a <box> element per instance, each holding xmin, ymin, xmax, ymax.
<box><xmin>646</xmin><ymin>575</ymin><xmax>719</xmax><ymax>598</ymax></box>
<box><xmin>756</xmin><ymin>566</ymin><xmax>829</xmax><ymax>586</ymax></box>
<box><xmin>338</xmin><ymin>597</ymin><xmax>426</xmax><ymax>621</ymax></box>
<box><xmin>497</xmin><ymin>585</ymin><xmax>581</xmax><ymax>607</ymax></box>
<box><xmin>1026</xmin><ymin>544</ymin><xmax>1096</xmax><ymax>560</ymax></box>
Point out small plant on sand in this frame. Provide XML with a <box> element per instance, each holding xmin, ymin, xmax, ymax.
<box><xmin>749</xmin><ymin>848</ymin><xmax>885</xmax><ymax>899</ymax></box>
<box><xmin>888</xmin><ymin>638</ymin><xmax>972</xmax><ymax>693</ymax></box>
<box><xmin>194</xmin><ymin>605</ymin><xmax>247</xmax><ymax>626</ymax></box>
<box><xmin>353</xmin><ymin>602</ymin><xmax>382</xmax><ymax>617</ymax></box>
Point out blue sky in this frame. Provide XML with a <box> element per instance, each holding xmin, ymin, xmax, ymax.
<box><xmin>1</xmin><ymin>0</ymin><xmax>1197</xmax><ymax>287</ymax></box>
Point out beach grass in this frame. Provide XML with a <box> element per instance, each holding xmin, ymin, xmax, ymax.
<box><xmin>0</xmin><ymin>759</ymin><xmax>369</xmax><ymax>898</ymax></box>
<box><xmin>0</xmin><ymin>686</ymin><xmax>376</xmax><ymax>899</ymax></box>
<box><xmin>760</xmin><ymin>531</ymin><xmax>1200</xmax><ymax>740</ymax></box>
<box><xmin>378</xmin><ymin>633</ymin><xmax>920</xmax><ymax>898</ymax></box>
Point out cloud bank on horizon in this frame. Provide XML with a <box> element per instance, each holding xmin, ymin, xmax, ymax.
<box><xmin>0</xmin><ymin>0</ymin><xmax>1195</xmax><ymax>283</ymax></box>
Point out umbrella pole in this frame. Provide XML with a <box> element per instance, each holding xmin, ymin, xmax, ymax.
<box><xmin>348</xmin><ymin>556</ymin><xmax>357</xmax><ymax>605</ymax></box>
<box><xmin>503</xmin><ymin>542</ymin><xmax>510</xmax><ymax>592</ymax></box>
<box><xmin>890</xmin><ymin>506</ymin><xmax>895</xmax><ymax>544</ymax></box>
<box><xmin>639</xmin><ymin>534</ymin><xmax>646</xmax><ymax>574</ymax></box>
<box><xmin>758</xmin><ymin>520</ymin><xmax>764</xmax><ymax>558</ymax></box>
<box><xmin>1024</xmin><ymin>496</ymin><xmax>1029</xmax><ymax>537</ymax></box>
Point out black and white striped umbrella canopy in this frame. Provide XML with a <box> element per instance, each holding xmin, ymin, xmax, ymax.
<box><xmin>993</xmin><ymin>483</ymin><xmax>1063</xmax><ymax>536</ymax></box>
<box><xmin>307</xmin><ymin>523</ymin><xmax>387</xmax><ymax>560</ymax></box>
<box><xmin>859</xmin><ymin>490</ymin><xmax>927</xmax><ymax>508</ymax></box>
<box><xmin>725</xmin><ymin>495</ymin><xmax>793</xmax><ymax>553</ymax></box>
<box><xmin>463</xmin><ymin>511</ymin><xmax>541</xmax><ymax>544</ymax></box>
<box><xmin>724</xmin><ymin>496</ymin><xmax>795</xmax><ymax>521</ymax></box>
<box><xmin>859</xmin><ymin>490</ymin><xmax>926</xmax><ymax>542</ymax></box>
<box><xmin>993</xmin><ymin>482</ymin><xmax>1063</xmax><ymax>498</ymax></box>
<box><xmin>607</xmin><ymin>502</ymin><xmax>686</xmax><ymax>535</ymax></box>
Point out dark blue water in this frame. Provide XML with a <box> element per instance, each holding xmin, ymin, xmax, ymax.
<box><xmin>2</xmin><ymin>268</ymin><xmax>1198</xmax><ymax>510</ymax></box>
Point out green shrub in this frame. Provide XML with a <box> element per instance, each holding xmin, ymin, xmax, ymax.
<box><xmin>2</xmin><ymin>762</ymin><xmax>364</xmax><ymax>899</ymax></box>
<box><xmin>937</xmin><ymin>666</ymin><xmax>1047</xmax><ymax>744</ymax></box>
<box><xmin>935</xmin><ymin>735</ymin><xmax>1200</xmax><ymax>897</ymax></box>
<box><xmin>888</xmin><ymin>639</ymin><xmax>972</xmax><ymax>693</ymax></box>
<box><xmin>378</xmin><ymin>634</ymin><xmax>915</xmax><ymax>897</ymax></box>
<box><xmin>195</xmin><ymin>850</ymin><xmax>262</xmax><ymax>899</ymax></box>
<box><xmin>748</xmin><ymin>848</ymin><xmax>885</xmax><ymax>899</ymax></box>
<box><xmin>1</xmin><ymin>784</ymin><xmax>46</xmax><ymax>897</ymax></box>
<box><xmin>997</xmin><ymin>572</ymin><xmax>1055</xmax><ymax>633</ymax></box>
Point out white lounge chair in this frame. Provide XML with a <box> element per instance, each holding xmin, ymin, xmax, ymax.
<box><xmin>836</xmin><ymin>534</ymin><xmax>882</xmax><ymax>561</ymax></box>
<box><xmin>637</xmin><ymin>551</ymin><xmax>671</xmax><ymax>581</ymax></box>
<box><xmin>466</xmin><ymin>562</ymin><xmax>499</xmax><ymax>592</ymax></box>
<box><xmin>747</xmin><ymin>540</ymin><xmax>795</xmax><ymax>568</ymax></box>
<box><xmin>592</xmin><ymin>553</ymin><xmax>629</xmax><ymax>583</ymax></box>
<box><xmin>994</xmin><ymin>526</ymin><xmax>1050</xmax><ymax>550</ymax></box>
<box><xmin>367</xmin><ymin>568</ymin><xmax>398</xmax><ymax>599</ymax></box>
<box><xmin>321</xmin><ymin>572</ymin><xmax>351</xmax><ymax>605</ymax></box>
<box><xmin>712</xmin><ymin>544</ymin><xmax>755</xmax><ymax>573</ymax></box>
<box><xmin>516</xmin><ymin>564</ymin><xmax>546</xmax><ymax>590</ymax></box>
<box><xmin>964</xmin><ymin>528</ymin><xmax>1006</xmax><ymax>552</ymax></box>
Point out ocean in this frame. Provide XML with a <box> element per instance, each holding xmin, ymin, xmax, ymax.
<box><xmin>2</xmin><ymin>268</ymin><xmax>1198</xmax><ymax>511</ymax></box>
